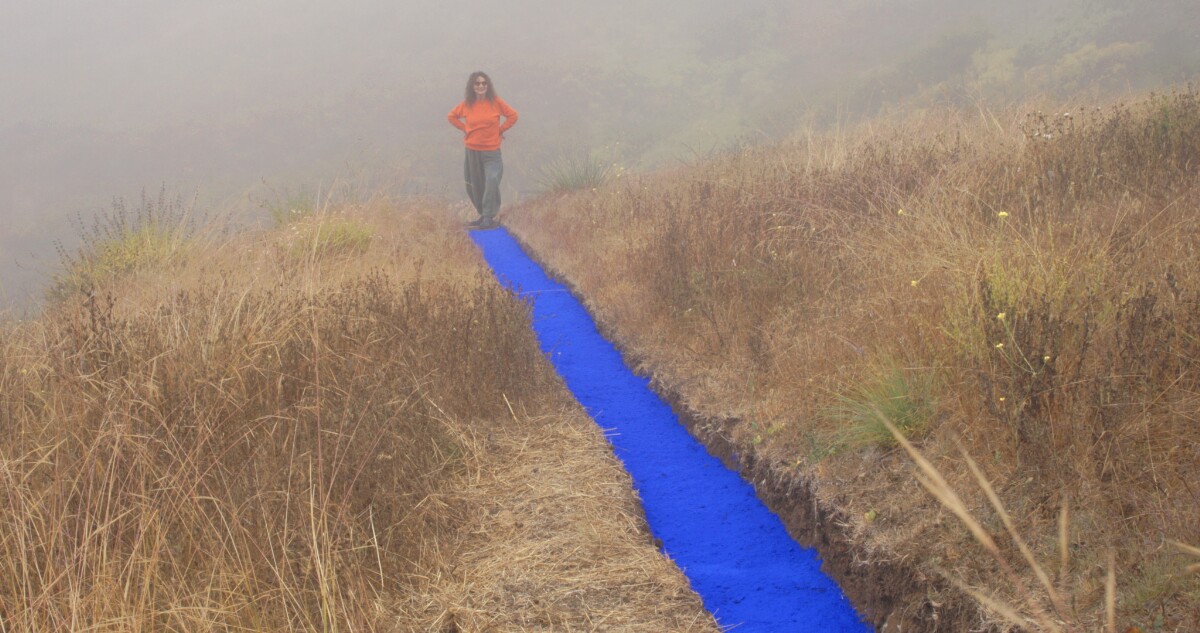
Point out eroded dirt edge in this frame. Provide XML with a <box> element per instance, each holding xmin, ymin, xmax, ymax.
<box><xmin>657</xmin><ymin>392</ymin><xmax>989</xmax><ymax>632</ymax></box>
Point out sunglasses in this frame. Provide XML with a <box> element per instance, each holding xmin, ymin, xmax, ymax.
<box><xmin>474</xmin><ymin>80</ymin><xmax>489</xmax><ymax>86</ymax></box>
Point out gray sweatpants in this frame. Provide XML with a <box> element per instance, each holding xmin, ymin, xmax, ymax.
<box><xmin>464</xmin><ymin>149</ymin><xmax>503</xmax><ymax>219</ymax></box>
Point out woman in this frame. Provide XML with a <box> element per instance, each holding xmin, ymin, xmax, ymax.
<box><xmin>448</xmin><ymin>71</ymin><xmax>518</xmax><ymax>229</ymax></box>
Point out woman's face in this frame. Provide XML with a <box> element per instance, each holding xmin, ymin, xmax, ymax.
<box><xmin>473</xmin><ymin>76</ymin><xmax>489</xmax><ymax>96</ymax></box>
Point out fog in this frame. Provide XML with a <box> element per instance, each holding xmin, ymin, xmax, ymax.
<box><xmin>3</xmin><ymin>0</ymin><xmax>1198</xmax><ymax>311</ymax></box>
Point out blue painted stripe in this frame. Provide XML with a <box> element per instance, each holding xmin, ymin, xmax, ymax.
<box><xmin>471</xmin><ymin>228</ymin><xmax>869</xmax><ymax>632</ymax></box>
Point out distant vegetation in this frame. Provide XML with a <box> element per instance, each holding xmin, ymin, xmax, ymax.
<box><xmin>511</xmin><ymin>0</ymin><xmax>1200</xmax><ymax>167</ymax></box>
<box><xmin>507</xmin><ymin>85</ymin><xmax>1200</xmax><ymax>631</ymax></box>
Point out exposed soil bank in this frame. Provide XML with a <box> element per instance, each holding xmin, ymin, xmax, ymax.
<box><xmin>498</xmin><ymin>228</ymin><xmax>1004</xmax><ymax>633</ymax></box>
<box><xmin>665</xmin><ymin>402</ymin><xmax>998</xmax><ymax>632</ymax></box>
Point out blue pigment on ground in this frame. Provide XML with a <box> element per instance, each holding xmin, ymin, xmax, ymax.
<box><xmin>471</xmin><ymin>228</ymin><xmax>870</xmax><ymax>632</ymax></box>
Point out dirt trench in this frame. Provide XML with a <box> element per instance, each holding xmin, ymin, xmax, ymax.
<box><xmin>656</xmin><ymin>389</ymin><xmax>1002</xmax><ymax>633</ymax></box>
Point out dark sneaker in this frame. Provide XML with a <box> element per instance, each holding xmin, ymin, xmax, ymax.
<box><xmin>477</xmin><ymin>217</ymin><xmax>500</xmax><ymax>230</ymax></box>
<box><xmin>465</xmin><ymin>217</ymin><xmax>486</xmax><ymax>228</ymax></box>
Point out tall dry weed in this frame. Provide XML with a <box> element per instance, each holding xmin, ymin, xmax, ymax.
<box><xmin>0</xmin><ymin>199</ymin><xmax>544</xmax><ymax>630</ymax></box>
<box><xmin>2</xmin><ymin>270</ymin><xmax>542</xmax><ymax>629</ymax></box>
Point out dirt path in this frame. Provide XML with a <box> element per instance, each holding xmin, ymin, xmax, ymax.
<box><xmin>471</xmin><ymin>227</ymin><xmax>870</xmax><ymax>632</ymax></box>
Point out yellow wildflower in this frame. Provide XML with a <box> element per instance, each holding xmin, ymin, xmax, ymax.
<box><xmin>995</xmin><ymin>343</ymin><xmax>1005</xmax><ymax>349</ymax></box>
<box><xmin>998</xmin><ymin>211</ymin><xmax>1009</xmax><ymax>218</ymax></box>
<box><xmin>910</xmin><ymin>280</ymin><xmax>919</xmax><ymax>287</ymax></box>
<box><xmin>997</xmin><ymin>312</ymin><xmax>1006</xmax><ymax>321</ymax></box>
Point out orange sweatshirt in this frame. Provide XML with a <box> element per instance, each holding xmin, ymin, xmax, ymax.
<box><xmin>447</xmin><ymin>97</ymin><xmax>518</xmax><ymax>151</ymax></box>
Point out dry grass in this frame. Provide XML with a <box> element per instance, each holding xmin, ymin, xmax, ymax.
<box><xmin>0</xmin><ymin>197</ymin><xmax>717</xmax><ymax>631</ymax></box>
<box><xmin>418</xmin><ymin>403</ymin><xmax>715</xmax><ymax>632</ymax></box>
<box><xmin>505</xmin><ymin>85</ymin><xmax>1200</xmax><ymax>631</ymax></box>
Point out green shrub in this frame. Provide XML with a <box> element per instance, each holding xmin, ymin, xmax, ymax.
<box><xmin>257</xmin><ymin>184</ymin><xmax>320</xmax><ymax>227</ymax></box>
<box><xmin>827</xmin><ymin>360</ymin><xmax>938</xmax><ymax>450</ymax></box>
<box><xmin>283</xmin><ymin>216</ymin><xmax>373</xmax><ymax>259</ymax></box>
<box><xmin>536</xmin><ymin>153</ymin><xmax>613</xmax><ymax>193</ymax></box>
<box><xmin>51</xmin><ymin>189</ymin><xmax>197</xmax><ymax>300</ymax></box>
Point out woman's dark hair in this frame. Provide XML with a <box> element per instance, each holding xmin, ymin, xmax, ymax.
<box><xmin>464</xmin><ymin>71</ymin><xmax>497</xmax><ymax>104</ymax></box>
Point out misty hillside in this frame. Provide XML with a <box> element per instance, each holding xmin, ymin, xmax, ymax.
<box><xmin>3</xmin><ymin>0</ymin><xmax>1199</xmax><ymax>308</ymax></box>
<box><xmin>504</xmin><ymin>85</ymin><xmax>1200</xmax><ymax>631</ymax></box>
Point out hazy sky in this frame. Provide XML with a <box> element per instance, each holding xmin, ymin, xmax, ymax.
<box><xmin>3</xmin><ymin>0</ymin><xmax>1197</xmax><ymax>311</ymax></box>
<box><xmin>2</xmin><ymin>2</ymin><xmax>494</xmax><ymax>308</ymax></box>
